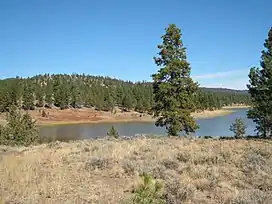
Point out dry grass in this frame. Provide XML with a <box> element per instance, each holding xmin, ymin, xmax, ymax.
<box><xmin>0</xmin><ymin>137</ymin><xmax>271</xmax><ymax>203</ymax></box>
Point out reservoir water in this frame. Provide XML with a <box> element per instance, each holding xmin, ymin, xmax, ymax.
<box><xmin>39</xmin><ymin>108</ymin><xmax>256</xmax><ymax>141</ymax></box>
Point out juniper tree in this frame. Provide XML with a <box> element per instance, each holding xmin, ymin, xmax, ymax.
<box><xmin>152</xmin><ymin>24</ymin><xmax>199</xmax><ymax>136</ymax></box>
<box><xmin>247</xmin><ymin>27</ymin><xmax>272</xmax><ymax>138</ymax></box>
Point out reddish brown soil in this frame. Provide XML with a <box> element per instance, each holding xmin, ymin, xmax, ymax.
<box><xmin>23</xmin><ymin>107</ymin><xmax>153</xmax><ymax>125</ymax></box>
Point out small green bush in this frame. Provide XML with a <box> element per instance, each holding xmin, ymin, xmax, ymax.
<box><xmin>131</xmin><ymin>173</ymin><xmax>165</xmax><ymax>204</ymax></box>
<box><xmin>107</xmin><ymin>125</ymin><xmax>119</xmax><ymax>139</ymax></box>
<box><xmin>229</xmin><ymin>117</ymin><xmax>247</xmax><ymax>139</ymax></box>
<box><xmin>0</xmin><ymin>106</ymin><xmax>40</xmax><ymax>146</ymax></box>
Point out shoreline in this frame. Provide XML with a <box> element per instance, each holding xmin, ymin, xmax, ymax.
<box><xmin>0</xmin><ymin>105</ymin><xmax>249</xmax><ymax>127</ymax></box>
<box><xmin>222</xmin><ymin>105</ymin><xmax>251</xmax><ymax>109</ymax></box>
<box><xmin>37</xmin><ymin>106</ymin><xmax>244</xmax><ymax>127</ymax></box>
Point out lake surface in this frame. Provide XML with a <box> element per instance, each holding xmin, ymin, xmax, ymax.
<box><xmin>39</xmin><ymin>108</ymin><xmax>256</xmax><ymax>141</ymax></box>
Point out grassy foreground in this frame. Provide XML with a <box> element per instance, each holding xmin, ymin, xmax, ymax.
<box><xmin>0</xmin><ymin>137</ymin><xmax>271</xmax><ymax>203</ymax></box>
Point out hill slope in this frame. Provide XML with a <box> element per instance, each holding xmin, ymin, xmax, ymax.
<box><xmin>0</xmin><ymin>74</ymin><xmax>250</xmax><ymax>114</ymax></box>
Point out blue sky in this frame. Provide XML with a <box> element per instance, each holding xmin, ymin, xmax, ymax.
<box><xmin>0</xmin><ymin>0</ymin><xmax>271</xmax><ymax>89</ymax></box>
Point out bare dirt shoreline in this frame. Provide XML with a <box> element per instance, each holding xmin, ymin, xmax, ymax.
<box><xmin>0</xmin><ymin>105</ymin><xmax>250</xmax><ymax>126</ymax></box>
<box><xmin>0</xmin><ymin>137</ymin><xmax>271</xmax><ymax>203</ymax></box>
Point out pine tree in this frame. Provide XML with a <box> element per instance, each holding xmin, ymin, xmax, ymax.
<box><xmin>84</xmin><ymin>88</ymin><xmax>95</xmax><ymax>108</ymax></box>
<box><xmin>53</xmin><ymin>79</ymin><xmax>70</xmax><ymax>109</ymax></box>
<box><xmin>135</xmin><ymin>98</ymin><xmax>145</xmax><ymax>113</ymax></box>
<box><xmin>60</xmin><ymin>82</ymin><xmax>70</xmax><ymax>109</ymax></box>
<box><xmin>70</xmin><ymin>82</ymin><xmax>82</xmax><ymax>108</ymax></box>
<box><xmin>122</xmin><ymin>91</ymin><xmax>136</xmax><ymax>111</ymax></box>
<box><xmin>0</xmin><ymin>88</ymin><xmax>5</xmax><ymax>112</ymax></box>
<box><xmin>35</xmin><ymin>84</ymin><xmax>44</xmax><ymax>107</ymax></box>
<box><xmin>116</xmin><ymin>85</ymin><xmax>125</xmax><ymax>106</ymax></box>
<box><xmin>131</xmin><ymin>172</ymin><xmax>165</xmax><ymax>204</ymax></box>
<box><xmin>103</xmin><ymin>90</ymin><xmax>115</xmax><ymax>112</ymax></box>
<box><xmin>0</xmin><ymin>105</ymin><xmax>39</xmax><ymax>146</ymax></box>
<box><xmin>152</xmin><ymin>24</ymin><xmax>199</xmax><ymax>136</ymax></box>
<box><xmin>45</xmin><ymin>83</ymin><xmax>53</xmax><ymax>108</ymax></box>
<box><xmin>107</xmin><ymin>125</ymin><xmax>119</xmax><ymax>139</ymax></box>
<box><xmin>247</xmin><ymin>27</ymin><xmax>272</xmax><ymax>138</ymax></box>
<box><xmin>93</xmin><ymin>87</ymin><xmax>105</xmax><ymax>111</ymax></box>
<box><xmin>0</xmin><ymin>78</ymin><xmax>21</xmax><ymax>111</ymax></box>
<box><xmin>22</xmin><ymin>81</ymin><xmax>35</xmax><ymax>110</ymax></box>
<box><xmin>229</xmin><ymin>118</ymin><xmax>247</xmax><ymax>139</ymax></box>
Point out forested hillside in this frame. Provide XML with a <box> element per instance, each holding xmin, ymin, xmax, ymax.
<box><xmin>0</xmin><ymin>74</ymin><xmax>251</xmax><ymax>113</ymax></box>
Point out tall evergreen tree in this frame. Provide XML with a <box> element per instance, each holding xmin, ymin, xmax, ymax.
<box><xmin>0</xmin><ymin>78</ymin><xmax>21</xmax><ymax>111</ymax></box>
<box><xmin>70</xmin><ymin>82</ymin><xmax>82</xmax><ymax>108</ymax></box>
<box><xmin>247</xmin><ymin>27</ymin><xmax>272</xmax><ymax>138</ymax></box>
<box><xmin>103</xmin><ymin>89</ymin><xmax>115</xmax><ymax>112</ymax></box>
<box><xmin>0</xmin><ymin>89</ymin><xmax>4</xmax><ymax>112</ymax></box>
<box><xmin>45</xmin><ymin>83</ymin><xmax>53</xmax><ymax>108</ymax></box>
<box><xmin>152</xmin><ymin>24</ymin><xmax>199</xmax><ymax>136</ymax></box>
<box><xmin>53</xmin><ymin>79</ymin><xmax>70</xmax><ymax>109</ymax></box>
<box><xmin>35</xmin><ymin>83</ymin><xmax>44</xmax><ymax>107</ymax></box>
<box><xmin>22</xmin><ymin>80</ymin><xmax>35</xmax><ymax>110</ymax></box>
<box><xmin>122</xmin><ymin>90</ymin><xmax>136</xmax><ymax>111</ymax></box>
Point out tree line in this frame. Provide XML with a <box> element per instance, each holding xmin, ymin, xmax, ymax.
<box><xmin>0</xmin><ymin>74</ymin><xmax>250</xmax><ymax>114</ymax></box>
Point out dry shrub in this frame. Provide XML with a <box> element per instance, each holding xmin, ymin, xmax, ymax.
<box><xmin>151</xmin><ymin>164</ymin><xmax>167</xmax><ymax>179</ymax></box>
<box><xmin>191</xmin><ymin>151</ymin><xmax>225</xmax><ymax>165</ymax></box>
<box><xmin>193</xmin><ymin>178</ymin><xmax>216</xmax><ymax>191</ymax></box>
<box><xmin>85</xmin><ymin>156</ymin><xmax>114</xmax><ymax>171</ymax></box>
<box><xmin>164</xmin><ymin>180</ymin><xmax>196</xmax><ymax>204</ymax></box>
<box><xmin>91</xmin><ymin>145</ymin><xmax>99</xmax><ymax>151</ymax></box>
<box><xmin>122</xmin><ymin>160</ymin><xmax>138</xmax><ymax>175</ymax></box>
<box><xmin>243</xmin><ymin>151</ymin><xmax>266</xmax><ymax>173</ymax></box>
<box><xmin>230</xmin><ymin>190</ymin><xmax>272</xmax><ymax>204</ymax></box>
<box><xmin>161</xmin><ymin>158</ymin><xmax>179</xmax><ymax>170</ymax></box>
<box><xmin>176</xmin><ymin>152</ymin><xmax>190</xmax><ymax>163</ymax></box>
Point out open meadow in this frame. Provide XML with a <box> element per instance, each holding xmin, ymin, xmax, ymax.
<box><xmin>0</xmin><ymin>137</ymin><xmax>271</xmax><ymax>203</ymax></box>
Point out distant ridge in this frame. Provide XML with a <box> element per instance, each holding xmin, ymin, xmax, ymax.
<box><xmin>0</xmin><ymin>74</ymin><xmax>248</xmax><ymax>93</ymax></box>
<box><xmin>200</xmin><ymin>87</ymin><xmax>248</xmax><ymax>94</ymax></box>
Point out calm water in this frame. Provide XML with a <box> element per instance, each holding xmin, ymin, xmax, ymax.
<box><xmin>39</xmin><ymin>108</ymin><xmax>256</xmax><ymax>141</ymax></box>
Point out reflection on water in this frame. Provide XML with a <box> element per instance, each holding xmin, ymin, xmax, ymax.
<box><xmin>39</xmin><ymin>108</ymin><xmax>255</xmax><ymax>141</ymax></box>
